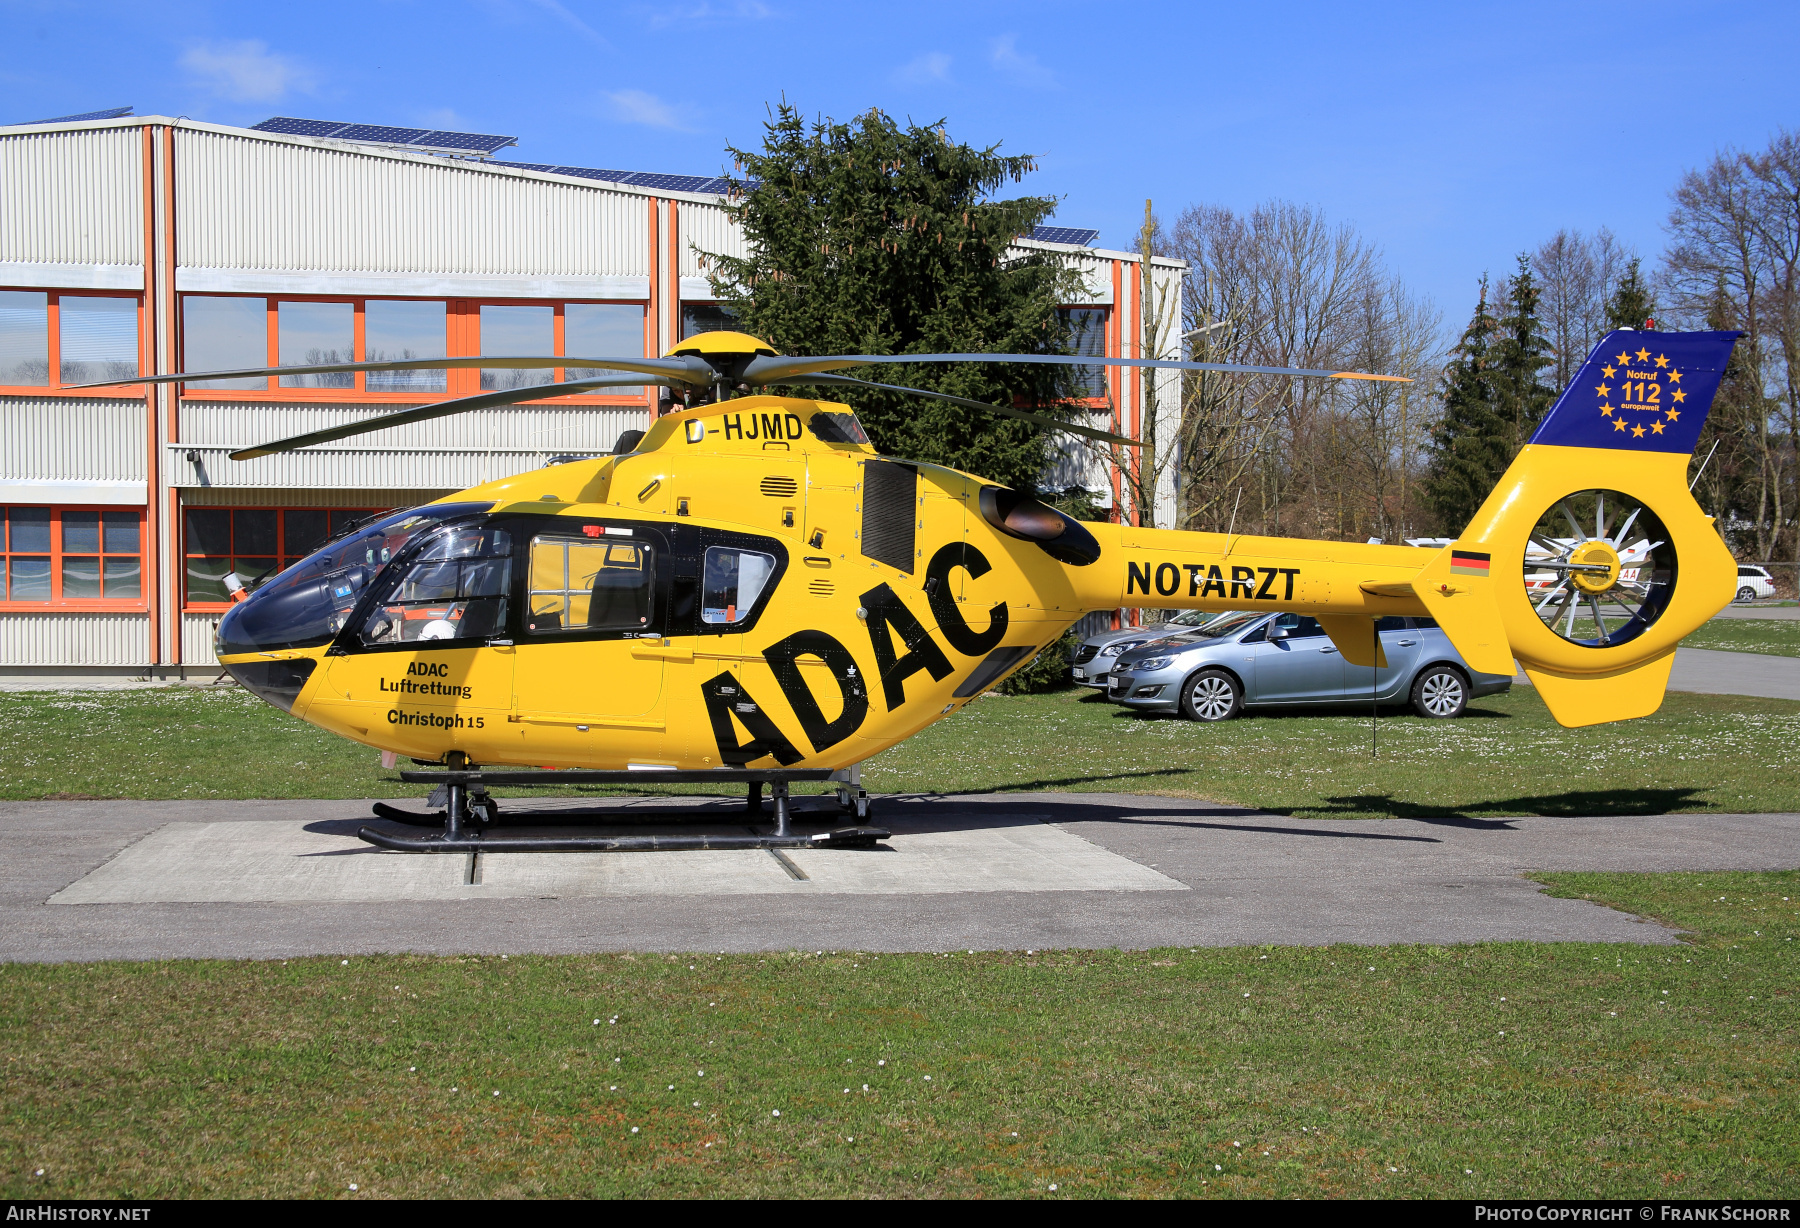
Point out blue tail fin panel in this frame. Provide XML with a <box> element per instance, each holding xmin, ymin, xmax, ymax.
<box><xmin>1529</xmin><ymin>329</ymin><xmax>1741</xmax><ymax>455</ymax></box>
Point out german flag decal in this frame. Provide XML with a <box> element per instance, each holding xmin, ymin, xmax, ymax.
<box><xmin>1450</xmin><ymin>550</ymin><xmax>1491</xmax><ymax>577</ymax></box>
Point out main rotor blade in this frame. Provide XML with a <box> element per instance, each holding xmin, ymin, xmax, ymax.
<box><xmin>770</xmin><ymin>373</ymin><xmax>1141</xmax><ymax>448</ymax></box>
<box><xmin>67</xmin><ymin>354</ymin><xmax>716</xmax><ymax>391</ymax></box>
<box><xmin>744</xmin><ymin>352</ymin><xmax>1411</xmax><ymax>386</ymax></box>
<box><xmin>229</xmin><ymin>373</ymin><xmax>682</xmax><ymax>460</ymax></box>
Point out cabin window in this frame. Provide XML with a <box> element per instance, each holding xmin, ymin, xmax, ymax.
<box><xmin>527</xmin><ymin>536</ymin><xmax>654</xmax><ymax>633</ymax></box>
<box><xmin>701</xmin><ymin>547</ymin><xmax>774</xmax><ymax>625</ymax></box>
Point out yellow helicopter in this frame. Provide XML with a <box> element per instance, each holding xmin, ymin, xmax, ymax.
<box><xmin>105</xmin><ymin>327</ymin><xmax>1742</xmax><ymax>851</ymax></box>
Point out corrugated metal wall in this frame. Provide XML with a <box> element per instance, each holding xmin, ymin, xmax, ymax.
<box><xmin>0</xmin><ymin>613</ymin><xmax>149</xmax><ymax>666</ymax></box>
<box><xmin>0</xmin><ymin>398</ymin><xmax>147</xmax><ymax>481</ymax></box>
<box><xmin>173</xmin><ymin>402</ymin><xmax>647</xmax><ymax>489</ymax></box>
<box><xmin>0</xmin><ymin>125</ymin><xmax>142</xmax><ymax>267</ymax></box>
<box><xmin>183</xmin><ymin>613</ymin><xmax>221</xmax><ymax>667</ymax></box>
<box><xmin>174</xmin><ymin>128</ymin><xmax>651</xmax><ymax>277</ymax></box>
<box><xmin>679</xmin><ymin>200</ymin><xmax>743</xmax><ymax>279</ymax></box>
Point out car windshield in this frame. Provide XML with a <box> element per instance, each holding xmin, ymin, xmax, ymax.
<box><xmin>1181</xmin><ymin>611</ymin><xmax>1262</xmax><ymax>640</ymax></box>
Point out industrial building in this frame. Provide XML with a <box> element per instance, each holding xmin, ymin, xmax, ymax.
<box><xmin>0</xmin><ymin>109</ymin><xmax>1182</xmax><ymax>677</ymax></box>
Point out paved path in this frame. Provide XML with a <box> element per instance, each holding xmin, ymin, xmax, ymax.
<box><xmin>5</xmin><ymin>794</ymin><xmax>1795</xmax><ymax>962</ymax></box>
<box><xmin>1511</xmin><ymin>645</ymin><xmax>1800</xmax><ymax>701</ymax></box>
<box><xmin>1712</xmin><ymin>605</ymin><xmax>1799</xmax><ymax>620</ymax></box>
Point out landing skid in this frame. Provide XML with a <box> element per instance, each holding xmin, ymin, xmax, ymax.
<box><xmin>359</xmin><ymin>766</ymin><xmax>886</xmax><ymax>852</ymax></box>
<box><xmin>356</xmin><ymin>826</ymin><xmax>890</xmax><ymax>853</ymax></box>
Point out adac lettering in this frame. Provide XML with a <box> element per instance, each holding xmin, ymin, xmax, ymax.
<box><xmin>1127</xmin><ymin>560</ymin><xmax>1299</xmax><ymax>601</ymax></box>
<box><xmin>720</xmin><ymin>411</ymin><xmax>805</xmax><ymax>442</ymax></box>
<box><xmin>703</xmin><ymin>543</ymin><xmax>1010</xmax><ymax>764</ymax></box>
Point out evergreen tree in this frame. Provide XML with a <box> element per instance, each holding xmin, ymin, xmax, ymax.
<box><xmin>706</xmin><ymin>104</ymin><xmax>1086</xmax><ymax>492</ymax></box>
<box><xmin>1424</xmin><ymin>277</ymin><xmax>1509</xmax><ymax>534</ymax></box>
<box><xmin>1605</xmin><ymin>257</ymin><xmax>1658</xmax><ymax>331</ymax></box>
<box><xmin>1489</xmin><ymin>255</ymin><xmax>1555</xmax><ymax>448</ymax></box>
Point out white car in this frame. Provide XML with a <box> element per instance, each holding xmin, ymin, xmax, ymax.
<box><xmin>1735</xmin><ymin>565</ymin><xmax>1777</xmax><ymax>602</ymax></box>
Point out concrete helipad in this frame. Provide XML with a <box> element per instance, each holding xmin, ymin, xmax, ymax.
<box><xmin>50</xmin><ymin>812</ymin><xmax>1183</xmax><ymax>905</ymax></box>
<box><xmin>5</xmin><ymin>793</ymin><xmax>1797</xmax><ymax>961</ymax></box>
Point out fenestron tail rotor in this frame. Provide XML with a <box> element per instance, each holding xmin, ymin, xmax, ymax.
<box><xmin>83</xmin><ymin>330</ymin><xmax>1408</xmax><ymax>460</ymax></box>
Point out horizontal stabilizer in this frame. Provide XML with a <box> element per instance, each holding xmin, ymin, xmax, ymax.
<box><xmin>1409</xmin><ymin>545</ymin><xmax>1514</xmax><ymax>676</ymax></box>
<box><xmin>1523</xmin><ymin>650</ymin><xmax>1676</xmax><ymax>728</ymax></box>
<box><xmin>1317</xmin><ymin>614</ymin><xmax>1386</xmax><ymax>668</ymax></box>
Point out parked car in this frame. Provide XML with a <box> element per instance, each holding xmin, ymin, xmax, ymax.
<box><xmin>1105</xmin><ymin>611</ymin><xmax>1513</xmax><ymax>721</ymax></box>
<box><xmin>1734</xmin><ymin>565</ymin><xmax>1777</xmax><ymax>602</ymax></box>
<box><xmin>1070</xmin><ymin>609</ymin><xmax>1238</xmax><ymax>688</ymax></box>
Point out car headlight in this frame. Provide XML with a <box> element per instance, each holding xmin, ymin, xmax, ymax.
<box><xmin>1098</xmin><ymin>640</ymin><xmax>1144</xmax><ymax>657</ymax></box>
<box><xmin>1133</xmin><ymin>656</ymin><xmax>1174</xmax><ymax>671</ymax></box>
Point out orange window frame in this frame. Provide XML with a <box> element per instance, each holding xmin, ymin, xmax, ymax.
<box><xmin>0</xmin><ymin>288</ymin><xmax>149</xmax><ymax>398</ymax></box>
<box><xmin>175</xmin><ymin>295</ymin><xmax>655</xmax><ymax>407</ymax></box>
<box><xmin>180</xmin><ymin>505</ymin><xmax>384</xmax><ymax>612</ymax></box>
<box><xmin>0</xmin><ymin>505</ymin><xmax>148</xmax><ymax>610</ymax></box>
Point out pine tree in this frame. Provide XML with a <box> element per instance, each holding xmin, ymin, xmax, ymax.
<box><xmin>1424</xmin><ymin>278</ymin><xmax>1509</xmax><ymax>535</ymax></box>
<box><xmin>705</xmin><ymin>104</ymin><xmax>1086</xmax><ymax>492</ymax></box>
<box><xmin>1605</xmin><ymin>257</ymin><xmax>1658</xmax><ymax>331</ymax></box>
<box><xmin>1489</xmin><ymin>255</ymin><xmax>1555</xmax><ymax>449</ymax></box>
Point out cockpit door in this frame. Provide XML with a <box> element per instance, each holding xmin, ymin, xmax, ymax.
<box><xmin>317</xmin><ymin>523</ymin><xmax>516</xmax><ymax>740</ymax></box>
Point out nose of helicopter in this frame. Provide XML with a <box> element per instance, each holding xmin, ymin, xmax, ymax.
<box><xmin>214</xmin><ymin>581</ymin><xmax>334</xmax><ymax>712</ymax></box>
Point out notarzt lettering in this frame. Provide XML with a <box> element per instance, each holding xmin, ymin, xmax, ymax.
<box><xmin>1128</xmin><ymin>560</ymin><xmax>1299</xmax><ymax>601</ymax></box>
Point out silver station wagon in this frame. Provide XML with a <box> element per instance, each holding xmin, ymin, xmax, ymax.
<box><xmin>1104</xmin><ymin>611</ymin><xmax>1513</xmax><ymax>721</ymax></box>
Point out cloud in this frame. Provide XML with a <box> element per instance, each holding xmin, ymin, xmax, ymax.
<box><xmin>645</xmin><ymin>1</ymin><xmax>774</xmax><ymax>29</ymax></box>
<box><xmin>180</xmin><ymin>40</ymin><xmax>315</xmax><ymax>103</ymax></box>
<box><xmin>989</xmin><ymin>33</ymin><xmax>1055</xmax><ymax>88</ymax></box>
<box><xmin>893</xmin><ymin>52</ymin><xmax>952</xmax><ymax>85</ymax></box>
<box><xmin>527</xmin><ymin>0</ymin><xmax>610</xmax><ymax>49</ymax></box>
<box><xmin>604</xmin><ymin>89</ymin><xmax>695</xmax><ymax>131</ymax></box>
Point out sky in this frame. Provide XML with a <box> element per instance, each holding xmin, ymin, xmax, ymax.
<box><xmin>3</xmin><ymin>0</ymin><xmax>1796</xmax><ymax>333</ymax></box>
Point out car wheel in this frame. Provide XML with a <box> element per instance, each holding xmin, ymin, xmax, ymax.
<box><xmin>1411</xmin><ymin>665</ymin><xmax>1467</xmax><ymax>718</ymax></box>
<box><xmin>1180</xmin><ymin>669</ymin><xmax>1242</xmax><ymax>722</ymax></box>
<box><xmin>1737</xmin><ymin>586</ymin><xmax>1756</xmax><ymax>602</ymax></box>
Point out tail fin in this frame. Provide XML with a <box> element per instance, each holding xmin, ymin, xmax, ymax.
<box><xmin>1446</xmin><ymin>328</ymin><xmax>1743</xmax><ymax>727</ymax></box>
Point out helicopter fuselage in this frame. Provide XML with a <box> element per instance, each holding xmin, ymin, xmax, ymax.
<box><xmin>213</xmin><ymin>391</ymin><xmax>1732</xmax><ymax>765</ymax></box>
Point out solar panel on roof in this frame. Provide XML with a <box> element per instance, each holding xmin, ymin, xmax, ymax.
<box><xmin>1028</xmin><ymin>226</ymin><xmax>1100</xmax><ymax>247</ymax></box>
<box><xmin>21</xmin><ymin>105</ymin><xmax>133</xmax><ymax>125</ymax></box>
<box><xmin>335</xmin><ymin>124</ymin><xmax>431</xmax><ymax>144</ymax></box>
<box><xmin>251</xmin><ymin>117</ymin><xmax>350</xmax><ymax>137</ymax></box>
<box><xmin>251</xmin><ymin>116</ymin><xmax>517</xmax><ymax>157</ymax></box>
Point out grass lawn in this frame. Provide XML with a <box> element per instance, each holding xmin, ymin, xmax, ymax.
<box><xmin>1682</xmin><ymin>619</ymin><xmax>1800</xmax><ymax>658</ymax></box>
<box><xmin>1</xmin><ymin>684</ymin><xmax>1796</xmax><ymax>818</ymax></box>
<box><xmin>0</xmin><ymin>871</ymin><xmax>1793</xmax><ymax>1198</ymax></box>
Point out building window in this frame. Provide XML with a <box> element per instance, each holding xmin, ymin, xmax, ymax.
<box><xmin>681</xmin><ymin>302</ymin><xmax>740</xmax><ymax>339</ymax></box>
<box><xmin>178</xmin><ymin>296</ymin><xmax>647</xmax><ymax>400</ymax></box>
<box><xmin>182</xmin><ymin>506</ymin><xmax>380</xmax><ymax>607</ymax></box>
<box><xmin>1058</xmin><ymin>307</ymin><xmax>1109</xmax><ymax>400</ymax></box>
<box><xmin>2</xmin><ymin>506</ymin><xmax>145</xmax><ymax>605</ymax></box>
<box><xmin>0</xmin><ymin>290</ymin><xmax>141</xmax><ymax>391</ymax></box>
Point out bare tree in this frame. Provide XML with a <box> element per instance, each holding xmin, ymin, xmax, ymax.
<box><xmin>1532</xmin><ymin>228</ymin><xmax>1631</xmax><ymax>388</ymax></box>
<box><xmin>1161</xmin><ymin>200</ymin><xmax>1442</xmax><ymax>542</ymax></box>
<box><xmin>1665</xmin><ymin>144</ymin><xmax>1784</xmax><ymax>561</ymax></box>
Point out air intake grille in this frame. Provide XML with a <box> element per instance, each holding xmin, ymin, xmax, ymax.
<box><xmin>1074</xmin><ymin>644</ymin><xmax>1099</xmax><ymax>664</ymax></box>
<box><xmin>760</xmin><ymin>475</ymin><xmax>798</xmax><ymax>498</ymax></box>
<box><xmin>807</xmin><ymin>579</ymin><xmax>834</xmax><ymax>599</ymax></box>
<box><xmin>860</xmin><ymin>461</ymin><xmax>917</xmax><ymax>573</ymax></box>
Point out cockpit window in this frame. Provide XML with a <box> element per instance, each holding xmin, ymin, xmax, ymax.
<box><xmin>527</xmin><ymin>536</ymin><xmax>654</xmax><ymax>633</ymax></box>
<box><xmin>213</xmin><ymin>502</ymin><xmax>494</xmax><ymax>656</ymax></box>
<box><xmin>360</xmin><ymin>527</ymin><xmax>512</xmax><ymax>646</ymax></box>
